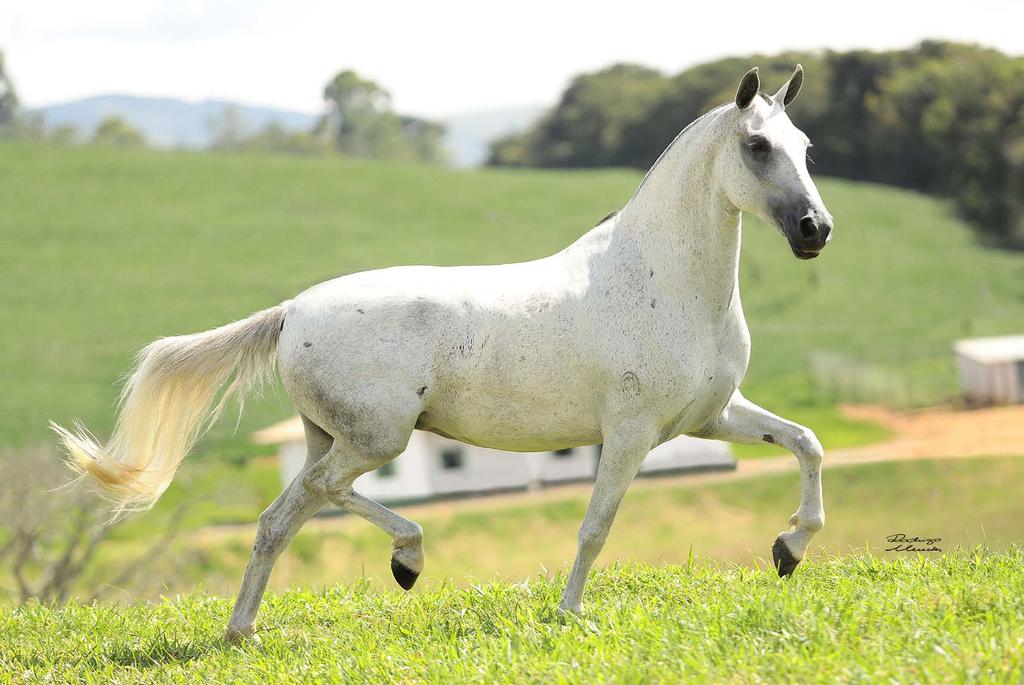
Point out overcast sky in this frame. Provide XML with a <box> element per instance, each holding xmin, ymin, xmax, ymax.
<box><xmin>2</xmin><ymin>0</ymin><xmax>1022</xmax><ymax>118</ymax></box>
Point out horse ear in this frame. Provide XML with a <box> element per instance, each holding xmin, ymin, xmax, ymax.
<box><xmin>735</xmin><ymin>67</ymin><xmax>760</xmax><ymax>110</ymax></box>
<box><xmin>774</xmin><ymin>64</ymin><xmax>804</xmax><ymax>108</ymax></box>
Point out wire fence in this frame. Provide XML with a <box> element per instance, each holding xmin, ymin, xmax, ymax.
<box><xmin>808</xmin><ymin>349</ymin><xmax>960</xmax><ymax>409</ymax></box>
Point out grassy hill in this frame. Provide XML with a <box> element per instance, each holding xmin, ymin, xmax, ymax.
<box><xmin>2</xmin><ymin>141</ymin><xmax>1023</xmax><ymax>454</ymax></box>
<box><xmin>80</xmin><ymin>456</ymin><xmax>1024</xmax><ymax>603</ymax></box>
<box><xmin>3</xmin><ymin>548</ymin><xmax>1022</xmax><ymax>682</ymax></box>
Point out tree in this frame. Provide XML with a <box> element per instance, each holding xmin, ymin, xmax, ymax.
<box><xmin>243</xmin><ymin>120</ymin><xmax>328</xmax><ymax>155</ymax></box>
<box><xmin>0</xmin><ymin>49</ymin><xmax>20</xmax><ymax>132</ymax></box>
<box><xmin>398</xmin><ymin>115</ymin><xmax>448</xmax><ymax>165</ymax></box>
<box><xmin>0</xmin><ymin>446</ymin><xmax>188</xmax><ymax>604</ymax></box>
<box><xmin>322</xmin><ymin>70</ymin><xmax>395</xmax><ymax>156</ymax></box>
<box><xmin>489</xmin><ymin>64</ymin><xmax>669</xmax><ymax>168</ymax></box>
<box><xmin>320</xmin><ymin>69</ymin><xmax>446</xmax><ymax>163</ymax></box>
<box><xmin>92</xmin><ymin>116</ymin><xmax>147</xmax><ymax>147</ymax></box>
<box><xmin>206</xmin><ymin>104</ymin><xmax>250</xmax><ymax>151</ymax></box>
<box><xmin>48</xmin><ymin>124</ymin><xmax>78</xmax><ymax>145</ymax></box>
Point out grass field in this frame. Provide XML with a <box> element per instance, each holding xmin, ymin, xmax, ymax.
<box><xmin>3</xmin><ymin>141</ymin><xmax>1024</xmax><ymax>456</ymax></box>
<box><xmin>83</xmin><ymin>455</ymin><xmax>1024</xmax><ymax>603</ymax></box>
<box><xmin>2</xmin><ymin>548</ymin><xmax>1021</xmax><ymax>682</ymax></box>
<box><xmin>4</xmin><ymin>133</ymin><xmax>1024</xmax><ymax>684</ymax></box>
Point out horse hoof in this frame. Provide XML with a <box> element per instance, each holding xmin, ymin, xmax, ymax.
<box><xmin>391</xmin><ymin>558</ymin><xmax>420</xmax><ymax>590</ymax></box>
<box><xmin>772</xmin><ymin>536</ymin><xmax>800</xmax><ymax>578</ymax></box>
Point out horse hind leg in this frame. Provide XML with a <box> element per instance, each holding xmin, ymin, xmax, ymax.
<box><xmin>226</xmin><ymin>414</ymin><xmax>332</xmax><ymax>642</ymax></box>
<box><xmin>301</xmin><ymin>415</ymin><xmax>425</xmax><ymax>590</ymax></box>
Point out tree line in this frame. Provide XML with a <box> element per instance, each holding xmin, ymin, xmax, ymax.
<box><xmin>0</xmin><ymin>54</ymin><xmax>446</xmax><ymax>164</ymax></box>
<box><xmin>489</xmin><ymin>42</ymin><xmax>1024</xmax><ymax>248</ymax></box>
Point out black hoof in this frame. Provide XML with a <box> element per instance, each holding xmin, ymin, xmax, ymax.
<box><xmin>772</xmin><ymin>536</ymin><xmax>800</xmax><ymax>578</ymax></box>
<box><xmin>391</xmin><ymin>558</ymin><xmax>419</xmax><ymax>590</ymax></box>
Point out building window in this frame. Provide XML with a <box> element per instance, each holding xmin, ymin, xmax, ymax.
<box><xmin>377</xmin><ymin>462</ymin><xmax>396</xmax><ymax>478</ymax></box>
<box><xmin>554</xmin><ymin>448</ymin><xmax>574</xmax><ymax>458</ymax></box>
<box><xmin>440</xmin><ymin>447</ymin><xmax>464</xmax><ymax>470</ymax></box>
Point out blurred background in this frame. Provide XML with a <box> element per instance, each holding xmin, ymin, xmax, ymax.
<box><xmin>1</xmin><ymin>0</ymin><xmax>1023</xmax><ymax>605</ymax></box>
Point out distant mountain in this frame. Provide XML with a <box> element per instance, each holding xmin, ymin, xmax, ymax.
<box><xmin>33</xmin><ymin>95</ymin><xmax>317</xmax><ymax>149</ymax></box>
<box><xmin>31</xmin><ymin>95</ymin><xmax>543</xmax><ymax>166</ymax></box>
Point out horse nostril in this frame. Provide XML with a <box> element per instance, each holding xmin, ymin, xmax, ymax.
<box><xmin>799</xmin><ymin>217</ymin><xmax>818</xmax><ymax>239</ymax></box>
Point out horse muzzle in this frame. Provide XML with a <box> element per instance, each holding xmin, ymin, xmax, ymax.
<box><xmin>780</xmin><ymin>208</ymin><xmax>833</xmax><ymax>260</ymax></box>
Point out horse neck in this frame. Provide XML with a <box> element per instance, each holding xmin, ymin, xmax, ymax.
<box><xmin>610</xmin><ymin>110</ymin><xmax>742</xmax><ymax>312</ymax></box>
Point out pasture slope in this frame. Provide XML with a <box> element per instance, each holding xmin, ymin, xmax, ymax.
<box><xmin>2</xmin><ymin>549</ymin><xmax>1022</xmax><ymax>682</ymax></box>
<box><xmin>4</xmin><ymin>141</ymin><xmax>1024</xmax><ymax>454</ymax></box>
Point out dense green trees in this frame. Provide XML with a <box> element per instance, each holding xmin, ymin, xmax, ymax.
<box><xmin>491</xmin><ymin>64</ymin><xmax>669</xmax><ymax>167</ymax></box>
<box><xmin>490</xmin><ymin>42</ymin><xmax>1024</xmax><ymax>247</ymax></box>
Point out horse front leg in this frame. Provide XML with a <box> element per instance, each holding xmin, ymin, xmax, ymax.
<box><xmin>559</xmin><ymin>420</ymin><xmax>655</xmax><ymax>614</ymax></box>
<box><xmin>700</xmin><ymin>391</ymin><xmax>825</xmax><ymax>576</ymax></box>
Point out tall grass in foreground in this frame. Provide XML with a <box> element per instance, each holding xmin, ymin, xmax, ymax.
<box><xmin>2</xmin><ymin>548</ymin><xmax>1021</xmax><ymax>683</ymax></box>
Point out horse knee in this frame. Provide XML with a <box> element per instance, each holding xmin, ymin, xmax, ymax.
<box><xmin>793</xmin><ymin>428</ymin><xmax>824</xmax><ymax>465</ymax></box>
<box><xmin>253</xmin><ymin>509</ymin><xmax>289</xmax><ymax>556</ymax></box>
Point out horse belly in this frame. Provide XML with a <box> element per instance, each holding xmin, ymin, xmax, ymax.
<box><xmin>417</xmin><ymin>325</ymin><xmax>603</xmax><ymax>451</ymax></box>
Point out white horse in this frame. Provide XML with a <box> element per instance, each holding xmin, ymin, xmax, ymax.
<box><xmin>53</xmin><ymin>65</ymin><xmax>833</xmax><ymax>641</ymax></box>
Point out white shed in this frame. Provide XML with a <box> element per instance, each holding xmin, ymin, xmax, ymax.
<box><xmin>253</xmin><ymin>418</ymin><xmax>736</xmax><ymax>506</ymax></box>
<box><xmin>953</xmin><ymin>335</ymin><xmax>1024</xmax><ymax>406</ymax></box>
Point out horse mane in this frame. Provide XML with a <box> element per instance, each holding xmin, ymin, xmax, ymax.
<box><xmin>627</xmin><ymin>103</ymin><xmax>732</xmax><ymax>203</ymax></box>
<box><xmin>593</xmin><ymin>210</ymin><xmax>619</xmax><ymax>227</ymax></box>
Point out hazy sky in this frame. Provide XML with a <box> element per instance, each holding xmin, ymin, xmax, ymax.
<box><xmin>2</xmin><ymin>0</ymin><xmax>1022</xmax><ymax>118</ymax></box>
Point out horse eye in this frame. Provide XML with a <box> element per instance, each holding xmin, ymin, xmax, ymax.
<box><xmin>747</xmin><ymin>137</ymin><xmax>771</xmax><ymax>154</ymax></box>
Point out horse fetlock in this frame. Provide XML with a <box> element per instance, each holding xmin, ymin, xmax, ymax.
<box><xmin>789</xmin><ymin>508</ymin><xmax>825</xmax><ymax>533</ymax></box>
<box><xmin>557</xmin><ymin>600</ymin><xmax>583</xmax><ymax>616</ymax></box>
<box><xmin>224</xmin><ymin>623</ymin><xmax>259</xmax><ymax>644</ymax></box>
<box><xmin>395</xmin><ymin>522</ymin><xmax>424</xmax><ymax>547</ymax></box>
<box><xmin>392</xmin><ymin>538</ymin><xmax>424</xmax><ymax>571</ymax></box>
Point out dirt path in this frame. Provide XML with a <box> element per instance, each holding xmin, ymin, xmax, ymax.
<box><xmin>196</xmin><ymin>404</ymin><xmax>1024</xmax><ymax>542</ymax></box>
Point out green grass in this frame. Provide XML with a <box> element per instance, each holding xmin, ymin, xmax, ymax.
<box><xmin>2</xmin><ymin>549</ymin><xmax>1022</xmax><ymax>683</ymax></box>
<box><xmin>80</xmin><ymin>456</ymin><xmax>1024</xmax><ymax>603</ymax></box>
<box><xmin>3</xmin><ymin>141</ymin><xmax>1024</xmax><ymax>453</ymax></box>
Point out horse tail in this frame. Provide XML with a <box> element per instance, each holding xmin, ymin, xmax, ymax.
<box><xmin>51</xmin><ymin>302</ymin><xmax>290</xmax><ymax>513</ymax></box>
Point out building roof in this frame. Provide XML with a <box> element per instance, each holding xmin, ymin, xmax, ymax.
<box><xmin>953</xmin><ymin>335</ymin><xmax>1024</xmax><ymax>364</ymax></box>
<box><xmin>252</xmin><ymin>415</ymin><xmax>305</xmax><ymax>445</ymax></box>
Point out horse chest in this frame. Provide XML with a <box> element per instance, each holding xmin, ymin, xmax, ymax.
<box><xmin>614</xmin><ymin>307</ymin><xmax>750</xmax><ymax>436</ymax></box>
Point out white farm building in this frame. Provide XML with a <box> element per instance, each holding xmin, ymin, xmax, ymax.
<box><xmin>254</xmin><ymin>418</ymin><xmax>736</xmax><ymax>506</ymax></box>
<box><xmin>954</xmin><ymin>335</ymin><xmax>1024</xmax><ymax>406</ymax></box>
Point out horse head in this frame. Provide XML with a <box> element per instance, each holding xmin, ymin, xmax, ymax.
<box><xmin>718</xmin><ymin>65</ymin><xmax>834</xmax><ymax>260</ymax></box>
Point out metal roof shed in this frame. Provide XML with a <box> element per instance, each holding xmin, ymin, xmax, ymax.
<box><xmin>953</xmin><ymin>335</ymin><xmax>1024</xmax><ymax>406</ymax></box>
